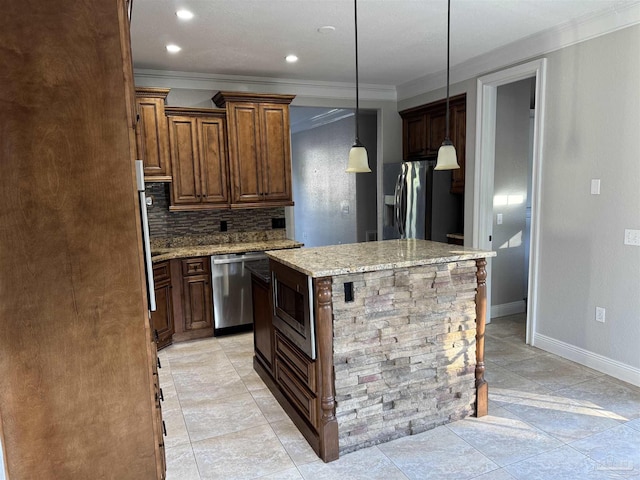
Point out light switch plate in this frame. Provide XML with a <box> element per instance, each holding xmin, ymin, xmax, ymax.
<box><xmin>595</xmin><ymin>306</ymin><xmax>606</xmax><ymax>323</ymax></box>
<box><xmin>497</xmin><ymin>213</ymin><xmax>503</xmax><ymax>225</ymax></box>
<box><xmin>624</xmin><ymin>229</ymin><xmax>640</xmax><ymax>246</ymax></box>
<box><xmin>591</xmin><ymin>179</ymin><xmax>601</xmax><ymax>195</ymax></box>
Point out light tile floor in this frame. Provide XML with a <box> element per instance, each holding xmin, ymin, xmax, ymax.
<box><xmin>158</xmin><ymin>314</ymin><xmax>640</xmax><ymax>480</ymax></box>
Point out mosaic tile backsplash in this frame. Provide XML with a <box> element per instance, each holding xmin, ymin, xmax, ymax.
<box><xmin>146</xmin><ymin>182</ymin><xmax>286</xmax><ymax>243</ymax></box>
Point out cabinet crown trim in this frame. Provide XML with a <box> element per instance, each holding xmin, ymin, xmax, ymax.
<box><xmin>135</xmin><ymin>86</ymin><xmax>170</xmax><ymax>99</ymax></box>
<box><xmin>212</xmin><ymin>91</ymin><xmax>296</xmax><ymax>107</ymax></box>
<box><xmin>165</xmin><ymin>106</ymin><xmax>227</xmax><ymax>117</ymax></box>
<box><xmin>399</xmin><ymin>93</ymin><xmax>466</xmax><ymax>116</ymax></box>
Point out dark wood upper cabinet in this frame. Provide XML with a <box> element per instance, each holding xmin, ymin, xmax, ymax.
<box><xmin>213</xmin><ymin>92</ymin><xmax>295</xmax><ymax>208</ymax></box>
<box><xmin>166</xmin><ymin>107</ymin><xmax>230</xmax><ymax>210</ymax></box>
<box><xmin>135</xmin><ymin>87</ymin><xmax>172</xmax><ymax>182</ymax></box>
<box><xmin>399</xmin><ymin>94</ymin><xmax>467</xmax><ymax>194</ymax></box>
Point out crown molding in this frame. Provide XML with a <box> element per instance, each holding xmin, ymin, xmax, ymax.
<box><xmin>133</xmin><ymin>69</ymin><xmax>397</xmax><ymax>102</ymax></box>
<box><xmin>397</xmin><ymin>2</ymin><xmax>640</xmax><ymax>101</ymax></box>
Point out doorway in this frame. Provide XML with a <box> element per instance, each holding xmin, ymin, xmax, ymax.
<box><xmin>288</xmin><ymin>106</ymin><xmax>378</xmax><ymax>247</ymax></box>
<box><xmin>473</xmin><ymin>59</ymin><xmax>547</xmax><ymax>346</ymax></box>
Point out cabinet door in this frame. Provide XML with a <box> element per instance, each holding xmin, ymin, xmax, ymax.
<box><xmin>182</xmin><ymin>274</ymin><xmax>213</xmax><ymax>331</ymax></box>
<box><xmin>450</xmin><ymin>102</ymin><xmax>466</xmax><ymax>195</ymax></box>
<box><xmin>136</xmin><ymin>89</ymin><xmax>171</xmax><ymax>181</ymax></box>
<box><xmin>402</xmin><ymin>113</ymin><xmax>427</xmax><ymax>160</ymax></box>
<box><xmin>426</xmin><ymin>107</ymin><xmax>447</xmax><ymax>156</ymax></box>
<box><xmin>168</xmin><ymin>116</ymin><xmax>201</xmax><ymax>205</ymax></box>
<box><xmin>252</xmin><ymin>275</ymin><xmax>274</xmax><ymax>373</ymax></box>
<box><xmin>198</xmin><ymin>117</ymin><xmax>230</xmax><ymax>206</ymax></box>
<box><xmin>151</xmin><ymin>261</ymin><xmax>174</xmax><ymax>350</ymax></box>
<box><xmin>259</xmin><ymin>103</ymin><xmax>292</xmax><ymax>202</ymax></box>
<box><xmin>227</xmin><ymin>102</ymin><xmax>263</xmax><ymax>204</ymax></box>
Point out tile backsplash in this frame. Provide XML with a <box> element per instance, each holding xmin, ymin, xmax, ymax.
<box><xmin>146</xmin><ymin>182</ymin><xmax>285</xmax><ymax>240</ymax></box>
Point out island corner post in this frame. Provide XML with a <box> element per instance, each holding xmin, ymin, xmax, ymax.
<box><xmin>474</xmin><ymin>257</ymin><xmax>489</xmax><ymax>417</ymax></box>
<box><xmin>314</xmin><ymin>276</ymin><xmax>339</xmax><ymax>462</ymax></box>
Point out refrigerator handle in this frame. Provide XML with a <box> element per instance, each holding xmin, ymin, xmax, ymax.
<box><xmin>395</xmin><ymin>165</ymin><xmax>407</xmax><ymax>238</ymax></box>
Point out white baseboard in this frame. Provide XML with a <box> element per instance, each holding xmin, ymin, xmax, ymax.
<box><xmin>533</xmin><ymin>333</ymin><xmax>640</xmax><ymax>388</ymax></box>
<box><xmin>491</xmin><ymin>301</ymin><xmax>526</xmax><ymax>319</ymax></box>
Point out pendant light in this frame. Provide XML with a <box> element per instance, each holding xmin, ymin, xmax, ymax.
<box><xmin>435</xmin><ymin>0</ymin><xmax>460</xmax><ymax>171</ymax></box>
<box><xmin>346</xmin><ymin>0</ymin><xmax>371</xmax><ymax>173</ymax></box>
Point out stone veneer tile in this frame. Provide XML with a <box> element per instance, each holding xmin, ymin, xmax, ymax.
<box><xmin>332</xmin><ymin>261</ymin><xmax>479</xmax><ymax>454</ymax></box>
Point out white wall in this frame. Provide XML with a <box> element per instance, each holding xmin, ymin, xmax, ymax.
<box><xmin>492</xmin><ymin>78</ymin><xmax>533</xmax><ymax>310</ymax></box>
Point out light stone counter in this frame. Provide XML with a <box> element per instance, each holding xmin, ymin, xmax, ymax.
<box><xmin>266</xmin><ymin>239</ymin><xmax>495</xmax><ymax>278</ymax></box>
<box><xmin>151</xmin><ymin>239</ymin><xmax>303</xmax><ymax>263</ymax></box>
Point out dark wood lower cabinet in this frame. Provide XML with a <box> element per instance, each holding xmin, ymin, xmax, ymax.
<box><xmin>151</xmin><ymin>261</ymin><xmax>174</xmax><ymax>350</ymax></box>
<box><xmin>252</xmin><ymin>272</ymin><xmax>274</xmax><ymax>373</ymax></box>
<box><xmin>172</xmin><ymin>256</ymin><xmax>214</xmax><ymax>342</ymax></box>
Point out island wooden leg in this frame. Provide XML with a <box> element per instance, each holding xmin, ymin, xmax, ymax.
<box><xmin>315</xmin><ymin>277</ymin><xmax>339</xmax><ymax>462</ymax></box>
<box><xmin>475</xmin><ymin>258</ymin><xmax>489</xmax><ymax>417</ymax></box>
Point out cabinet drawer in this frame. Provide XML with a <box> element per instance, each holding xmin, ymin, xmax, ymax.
<box><xmin>181</xmin><ymin>257</ymin><xmax>210</xmax><ymax>276</ymax></box>
<box><xmin>153</xmin><ymin>261</ymin><xmax>171</xmax><ymax>282</ymax></box>
<box><xmin>275</xmin><ymin>356</ymin><xmax>317</xmax><ymax>428</ymax></box>
<box><xmin>275</xmin><ymin>331</ymin><xmax>316</xmax><ymax>391</ymax></box>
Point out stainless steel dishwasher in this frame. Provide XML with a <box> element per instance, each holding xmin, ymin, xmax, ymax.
<box><xmin>210</xmin><ymin>252</ymin><xmax>268</xmax><ymax>335</ymax></box>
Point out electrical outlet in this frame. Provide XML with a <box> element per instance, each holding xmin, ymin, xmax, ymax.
<box><xmin>590</xmin><ymin>179</ymin><xmax>601</xmax><ymax>195</ymax></box>
<box><xmin>595</xmin><ymin>306</ymin><xmax>606</xmax><ymax>323</ymax></box>
<box><xmin>624</xmin><ymin>229</ymin><xmax>640</xmax><ymax>246</ymax></box>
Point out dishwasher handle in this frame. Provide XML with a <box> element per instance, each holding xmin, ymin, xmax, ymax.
<box><xmin>211</xmin><ymin>252</ymin><xmax>268</xmax><ymax>265</ymax></box>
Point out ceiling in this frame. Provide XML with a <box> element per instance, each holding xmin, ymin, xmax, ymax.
<box><xmin>130</xmin><ymin>0</ymin><xmax>639</xmax><ymax>88</ymax></box>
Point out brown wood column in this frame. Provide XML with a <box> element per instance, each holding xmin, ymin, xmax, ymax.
<box><xmin>314</xmin><ymin>277</ymin><xmax>339</xmax><ymax>462</ymax></box>
<box><xmin>475</xmin><ymin>258</ymin><xmax>489</xmax><ymax>417</ymax></box>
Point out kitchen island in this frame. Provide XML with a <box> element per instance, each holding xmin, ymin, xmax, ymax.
<box><xmin>256</xmin><ymin>239</ymin><xmax>496</xmax><ymax>462</ymax></box>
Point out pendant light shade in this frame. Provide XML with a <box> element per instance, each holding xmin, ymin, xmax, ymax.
<box><xmin>435</xmin><ymin>0</ymin><xmax>460</xmax><ymax>171</ymax></box>
<box><xmin>434</xmin><ymin>140</ymin><xmax>459</xmax><ymax>170</ymax></box>
<box><xmin>346</xmin><ymin>0</ymin><xmax>371</xmax><ymax>173</ymax></box>
<box><xmin>346</xmin><ymin>141</ymin><xmax>371</xmax><ymax>173</ymax></box>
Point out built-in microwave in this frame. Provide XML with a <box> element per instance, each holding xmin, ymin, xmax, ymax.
<box><xmin>270</xmin><ymin>260</ymin><xmax>316</xmax><ymax>360</ymax></box>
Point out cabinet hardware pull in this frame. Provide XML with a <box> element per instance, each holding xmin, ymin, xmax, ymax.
<box><xmin>162</xmin><ymin>420</ymin><xmax>167</xmax><ymax>436</ymax></box>
<box><xmin>157</xmin><ymin>358</ymin><xmax>162</xmax><ymax>369</ymax></box>
<box><xmin>159</xmin><ymin>388</ymin><xmax>164</xmax><ymax>402</ymax></box>
<box><xmin>154</xmin><ymin>329</ymin><xmax>159</xmax><ymax>342</ymax></box>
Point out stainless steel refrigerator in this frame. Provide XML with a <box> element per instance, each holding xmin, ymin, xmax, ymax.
<box><xmin>383</xmin><ymin>160</ymin><xmax>462</xmax><ymax>241</ymax></box>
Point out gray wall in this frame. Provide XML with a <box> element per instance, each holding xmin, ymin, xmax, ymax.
<box><xmin>537</xmin><ymin>25</ymin><xmax>640</xmax><ymax>369</ymax></box>
<box><xmin>290</xmin><ymin>112</ymin><xmax>377</xmax><ymax>247</ymax></box>
<box><xmin>400</xmin><ymin>24</ymin><xmax>640</xmax><ymax>374</ymax></box>
<box><xmin>491</xmin><ymin>78</ymin><xmax>533</xmax><ymax>308</ymax></box>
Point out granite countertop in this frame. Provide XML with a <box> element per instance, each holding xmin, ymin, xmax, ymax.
<box><xmin>151</xmin><ymin>239</ymin><xmax>303</xmax><ymax>262</ymax></box>
<box><xmin>266</xmin><ymin>239</ymin><xmax>496</xmax><ymax>278</ymax></box>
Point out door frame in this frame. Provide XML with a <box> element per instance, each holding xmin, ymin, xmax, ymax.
<box><xmin>472</xmin><ymin>58</ymin><xmax>547</xmax><ymax>345</ymax></box>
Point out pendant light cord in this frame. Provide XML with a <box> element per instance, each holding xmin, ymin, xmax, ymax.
<box><xmin>445</xmin><ymin>0</ymin><xmax>451</xmax><ymax>141</ymax></box>
<box><xmin>354</xmin><ymin>0</ymin><xmax>360</xmax><ymax>144</ymax></box>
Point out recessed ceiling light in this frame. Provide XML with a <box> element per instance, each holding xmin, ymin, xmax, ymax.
<box><xmin>176</xmin><ymin>9</ymin><xmax>194</xmax><ymax>20</ymax></box>
<box><xmin>285</xmin><ymin>54</ymin><xmax>298</xmax><ymax>63</ymax></box>
<box><xmin>166</xmin><ymin>44</ymin><xmax>182</xmax><ymax>53</ymax></box>
<box><xmin>317</xmin><ymin>26</ymin><xmax>336</xmax><ymax>34</ymax></box>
